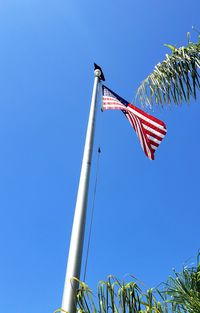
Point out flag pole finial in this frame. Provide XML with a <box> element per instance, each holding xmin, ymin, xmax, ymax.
<box><xmin>94</xmin><ymin>63</ymin><xmax>105</xmax><ymax>81</ymax></box>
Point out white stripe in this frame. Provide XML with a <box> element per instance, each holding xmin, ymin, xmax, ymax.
<box><xmin>104</xmin><ymin>95</ymin><xmax>166</xmax><ymax>132</ymax></box>
<box><xmin>103</xmin><ymin>104</ymin><xmax>125</xmax><ymax>110</ymax></box>
<box><xmin>103</xmin><ymin>98</ymin><xmax>125</xmax><ymax>110</ymax></box>
<box><xmin>129</xmin><ymin>115</ymin><xmax>145</xmax><ymax>152</ymax></box>
<box><xmin>126</xmin><ymin>114</ymin><xmax>136</xmax><ymax>131</ymax></box>
<box><xmin>151</xmin><ymin>144</ymin><xmax>158</xmax><ymax>150</ymax></box>
<box><xmin>103</xmin><ymin>97</ymin><xmax>126</xmax><ymax>109</ymax></box>
<box><xmin>103</xmin><ymin>99</ymin><xmax>122</xmax><ymax>105</ymax></box>
<box><xmin>143</xmin><ymin>124</ymin><xmax>165</xmax><ymax>138</ymax></box>
<box><xmin>103</xmin><ymin>96</ymin><xmax>121</xmax><ymax>103</ymax></box>
<box><xmin>128</xmin><ymin>114</ymin><xmax>152</xmax><ymax>159</ymax></box>
<box><xmin>147</xmin><ymin>134</ymin><xmax>161</xmax><ymax>144</ymax></box>
<box><xmin>127</xmin><ymin>105</ymin><xmax>166</xmax><ymax>132</ymax></box>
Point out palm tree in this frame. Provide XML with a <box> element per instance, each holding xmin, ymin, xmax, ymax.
<box><xmin>160</xmin><ymin>252</ymin><xmax>200</xmax><ymax>313</ymax></box>
<box><xmin>75</xmin><ymin>276</ymin><xmax>167</xmax><ymax>313</ymax></box>
<box><xmin>136</xmin><ymin>33</ymin><xmax>200</xmax><ymax>107</ymax></box>
<box><xmin>75</xmin><ymin>254</ymin><xmax>200</xmax><ymax>313</ymax></box>
<box><xmin>54</xmin><ymin>252</ymin><xmax>200</xmax><ymax>313</ymax></box>
<box><xmin>54</xmin><ymin>276</ymin><xmax>167</xmax><ymax>313</ymax></box>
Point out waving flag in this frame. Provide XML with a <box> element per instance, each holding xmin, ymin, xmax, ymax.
<box><xmin>102</xmin><ymin>85</ymin><xmax>167</xmax><ymax>160</ymax></box>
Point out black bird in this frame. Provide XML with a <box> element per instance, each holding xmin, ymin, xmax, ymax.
<box><xmin>94</xmin><ymin>63</ymin><xmax>105</xmax><ymax>81</ymax></box>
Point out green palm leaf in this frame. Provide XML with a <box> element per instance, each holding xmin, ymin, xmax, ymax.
<box><xmin>159</xmin><ymin>251</ymin><xmax>200</xmax><ymax>313</ymax></box>
<box><xmin>75</xmin><ymin>276</ymin><xmax>168</xmax><ymax>313</ymax></box>
<box><xmin>54</xmin><ymin>253</ymin><xmax>200</xmax><ymax>313</ymax></box>
<box><xmin>136</xmin><ymin>35</ymin><xmax>200</xmax><ymax>107</ymax></box>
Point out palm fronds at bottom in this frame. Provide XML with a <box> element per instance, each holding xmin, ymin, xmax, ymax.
<box><xmin>136</xmin><ymin>34</ymin><xmax>200</xmax><ymax>107</ymax></box>
<box><xmin>159</xmin><ymin>251</ymin><xmax>200</xmax><ymax>313</ymax></box>
<box><xmin>76</xmin><ymin>275</ymin><xmax>167</xmax><ymax>313</ymax></box>
<box><xmin>54</xmin><ymin>252</ymin><xmax>200</xmax><ymax>313</ymax></box>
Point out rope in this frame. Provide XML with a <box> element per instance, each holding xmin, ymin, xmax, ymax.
<box><xmin>83</xmin><ymin>147</ymin><xmax>101</xmax><ymax>282</ymax></box>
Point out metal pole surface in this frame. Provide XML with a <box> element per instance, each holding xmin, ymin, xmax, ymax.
<box><xmin>61</xmin><ymin>68</ymin><xmax>101</xmax><ymax>313</ymax></box>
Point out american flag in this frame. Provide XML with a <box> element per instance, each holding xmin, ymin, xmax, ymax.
<box><xmin>102</xmin><ymin>85</ymin><xmax>167</xmax><ymax>160</ymax></box>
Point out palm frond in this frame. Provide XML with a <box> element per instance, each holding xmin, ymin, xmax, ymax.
<box><xmin>159</xmin><ymin>251</ymin><xmax>200</xmax><ymax>313</ymax></box>
<box><xmin>136</xmin><ymin>35</ymin><xmax>200</xmax><ymax>107</ymax></box>
<box><xmin>76</xmin><ymin>276</ymin><xmax>168</xmax><ymax>313</ymax></box>
<box><xmin>55</xmin><ymin>252</ymin><xmax>200</xmax><ymax>313</ymax></box>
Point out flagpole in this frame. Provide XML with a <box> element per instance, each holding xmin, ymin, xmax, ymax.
<box><xmin>61</xmin><ymin>65</ymin><xmax>104</xmax><ymax>313</ymax></box>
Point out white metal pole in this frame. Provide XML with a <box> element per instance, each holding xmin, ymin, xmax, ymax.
<box><xmin>61</xmin><ymin>68</ymin><xmax>102</xmax><ymax>313</ymax></box>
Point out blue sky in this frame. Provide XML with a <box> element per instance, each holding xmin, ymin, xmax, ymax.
<box><xmin>0</xmin><ymin>1</ymin><xmax>199</xmax><ymax>312</ymax></box>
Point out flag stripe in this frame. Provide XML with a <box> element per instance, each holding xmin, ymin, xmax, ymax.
<box><xmin>127</xmin><ymin>113</ymin><xmax>153</xmax><ymax>160</ymax></box>
<box><xmin>149</xmin><ymin>139</ymin><xmax>159</xmax><ymax>148</ymax></box>
<box><xmin>128</xmin><ymin>105</ymin><xmax>166</xmax><ymax>132</ymax></box>
<box><xmin>128</xmin><ymin>103</ymin><xmax>166</xmax><ymax>127</ymax></box>
<box><xmin>151</xmin><ymin>144</ymin><xmax>158</xmax><ymax>151</ymax></box>
<box><xmin>142</xmin><ymin>124</ymin><xmax>165</xmax><ymax>138</ymax></box>
<box><xmin>135</xmin><ymin>116</ymin><xmax>167</xmax><ymax>135</ymax></box>
<box><xmin>145</xmin><ymin>129</ymin><xmax>163</xmax><ymax>141</ymax></box>
<box><xmin>102</xmin><ymin>97</ymin><xmax>125</xmax><ymax>110</ymax></box>
<box><xmin>147</xmin><ymin>134</ymin><xmax>161</xmax><ymax>144</ymax></box>
<box><xmin>103</xmin><ymin>96</ymin><xmax>167</xmax><ymax>137</ymax></box>
<box><xmin>104</xmin><ymin>98</ymin><xmax>167</xmax><ymax>136</ymax></box>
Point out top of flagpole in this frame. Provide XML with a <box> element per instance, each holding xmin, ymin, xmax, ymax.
<box><xmin>94</xmin><ymin>63</ymin><xmax>105</xmax><ymax>81</ymax></box>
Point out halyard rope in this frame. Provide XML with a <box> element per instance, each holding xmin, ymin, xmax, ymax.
<box><xmin>83</xmin><ymin>147</ymin><xmax>101</xmax><ymax>282</ymax></box>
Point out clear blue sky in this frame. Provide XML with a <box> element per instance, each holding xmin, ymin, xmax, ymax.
<box><xmin>0</xmin><ymin>1</ymin><xmax>199</xmax><ymax>312</ymax></box>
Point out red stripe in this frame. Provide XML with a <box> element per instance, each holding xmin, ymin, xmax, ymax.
<box><xmin>134</xmin><ymin>117</ymin><xmax>149</xmax><ymax>158</ymax></box>
<box><xmin>105</xmin><ymin>97</ymin><xmax>167</xmax><ymax>133</ymax></box>
<box><xmin>127</xmin><ymin>114</ymin><xmax>145</xmax><ymax>150</ymax></box>
<box><xmin>145</xmin><ymin>129</ymin><xmax>163</xmax><ymax>141</ymax></box>
<box><xmin>127</xmin><ymin>103</ymin><xmax>166</xmax><ymax>128</ymax></box>
<box><xmin>103</xmin><ymin>100</ymin><xmax>167</xmax><ymax>137</ymax></box>
<box><xmin>140</xmin><ymin>118</ymin><xmax>167</xmax><ymax>135</ymax></box>
<box><xmin>128</xmin><ymin>113</ymin><xmax>154</xmax><ymax>160</ymax></box>
<box><xmin>139</xmin><ymin>121</ymin><xmax>155</xmax><ymax>160</ymax></box>
<box><xmin>126</xmin><ymin>113</ymin><xmax>136</xmax><ymax>131</ymax></box>
<box><xmin>149</xmin><ymin>139</ymin><xmax>159</xmax><ymax>147</ymax></box>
